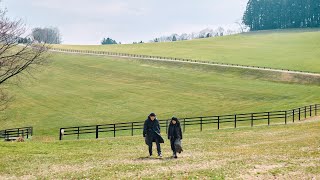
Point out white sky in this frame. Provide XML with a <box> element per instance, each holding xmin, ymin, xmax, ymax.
<box><xmin>2</xmin><ymin>0</ymin><xmax>249</xmax><ymax>44</ymax></box>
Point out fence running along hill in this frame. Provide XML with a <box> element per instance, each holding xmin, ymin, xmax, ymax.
<box><xmin>50</xmin><ymin>48</ymin><xmax>320</xmax><ymax>76</ymax></box>
<box><xmin>59</xmin><ymin>104</ymin><xmax>319</xmax><ymax>140</ymax></box>
<box><xmin>0</xmin><ymin>127</ymin><xmax>33</xmax><ymax>141</ymax></box>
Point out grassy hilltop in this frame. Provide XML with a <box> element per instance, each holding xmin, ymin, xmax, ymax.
<box><xmin>53</xmin><ymin>29</ymin><xmax>320</xmax><ymax>73</ymax></box>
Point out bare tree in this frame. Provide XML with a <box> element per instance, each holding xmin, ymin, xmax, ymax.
<box><xmin>179</xmin><ymin>33</ymin><xmax>189</xmax><ymax>41</ymax></box>
<box><xmin>226</xmin><ymin>30</ymin><xmax>235</xmax><ymax>35</ymax></box>
<box><xmin>216</xmin><ymin>27</ymin><xmax>225</xmax><ymax>36</ymax></box>
<box><xmin>32</xmin><ymin>27</ymin><xmax>61</xmax><ymax>44</ymax></box>
<box><xmin>0</xmin><ymin>8</ymin><xmax>49</xmax><ymax>111</ymax></box>
<box><xmin>235</xmin><ymin>20</ymin><xmax>248</xmax><ymax>33</ymax></box>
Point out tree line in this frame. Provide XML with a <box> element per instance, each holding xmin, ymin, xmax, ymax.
<box><xmin>31</xmin><ymin>27</ymin><xmax>61</xmax><ymax>44</ymax></box>
<box><xmin>100</xmin><ymin>25</ymin><xmax>248</xmax><ymax>45</ymax></box>
<box><xmin>243</xmin><ymin>0</ymin><xmax>320</xmax><ymax>30</ymax></box>
<box><xmin>17</xmin><ymin>27</ymin><xmax>62</xmax><ymax>44</ymax></box>
<box><xmin>101</xmin><ymin>37</ymin><xmax>118</xmax><ymax>45</ymax></box>
<box><xmin>150</xmin><ymin>26</ymin><xmax>245</xmax><ymax>43</ymax></box>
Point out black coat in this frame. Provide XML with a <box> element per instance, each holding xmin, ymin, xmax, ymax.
<box><xmin>143</xmin><ymin>117</ymin><xmax>164</xmax><ymax>144</ymax></box>
<box><xmin>168</xmin><ymin>122</ymin><xmax>183</xmax><ymax>140</ymax></box>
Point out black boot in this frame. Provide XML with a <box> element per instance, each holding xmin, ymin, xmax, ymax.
<box><xmin>173</xmin><ymin>152</ymin><xmax>177</xmax><ymax>158</ymax></box>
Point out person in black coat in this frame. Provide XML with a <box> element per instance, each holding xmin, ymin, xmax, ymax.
<box><xmin>143</xmin><ymin>112</ymin><xmax>164</xmax><ymax>157</ymax></box>
<box><xmin>168</xmin><ymin>116</ymin><xmax>183</xmax><ymax>158</ymax></box>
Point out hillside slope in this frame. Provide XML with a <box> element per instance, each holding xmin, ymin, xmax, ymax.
<box><xmin>53</xmin><ymin>29</ymin><xmax>320</xmax><ymax>72</ymax></box>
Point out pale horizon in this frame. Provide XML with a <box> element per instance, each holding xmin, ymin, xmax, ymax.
<box><xmin>2</xmin><ymin>0</ymin><xmax>249</xmax><ymax>44</ymax></box>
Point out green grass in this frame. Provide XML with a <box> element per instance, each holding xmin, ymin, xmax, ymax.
<box><xmin>1</xmin><ymin>53</ymin><xmax>319</xmax><ymax>138</ymax></box>
<box><xmin>1</xmin><ymin>30</ymin><xmax>320</xmax><ymax>179</ymax></box>
<box><xmin>0</xmin><ymin>119</ymin><xmax>319</xmax><ymax>179</ymax></box>
<box><xmin>53</xmin><ymin>29</ymin><xmax>320</xmax><ymax>73</ymax></box>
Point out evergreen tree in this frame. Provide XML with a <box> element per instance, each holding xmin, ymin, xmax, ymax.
<box><xmin>172</xmin><ymin>35</ymin><xmax>177</xmax><ymax>41</ymax></box>
<box><xmin>243</xmin><ymin>0</ymin><xmax>320</xmax><ymax>31</ymax></box>
<box><xmin>101</xmin><ymin>37</ymin><xmax>117</xmax><ymax>45</ymax></box>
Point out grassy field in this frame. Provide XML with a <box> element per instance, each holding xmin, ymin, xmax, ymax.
<box><xmin>0</xmin><ymin>118</ymin><xmax>319</xmax><ymax>179</ymax></box>
<box><xmin>0</xmin><ymin>30</ymin><xmax>319</xmax><ymax>179</ymax></box>
<box><xmin>0</xmin><ymin>53</ymin><xmax>319</xmax><ymax>138</ymax></box>
<box><xmin>53</xmin><ymin>29</ymin><xmax>320</xmax><ymax>73</ymax></box>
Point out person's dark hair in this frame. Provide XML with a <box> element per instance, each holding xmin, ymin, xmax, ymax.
<box><xmin>149</xmin><ymin>112</ymin><xmax>156</xmax><ymax>117</ymax></box>
<box><xmin>170</xmin><ymin>116</ymin><xmax>180</xmax><ymax>124</ymax></box>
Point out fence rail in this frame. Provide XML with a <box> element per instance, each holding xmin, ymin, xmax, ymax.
<box><xmin>50</xmin><ymin>48</ymin><xmax>320</xmax><ymax>76</ymax></box>
<box><xmin>0</xmin><ymin>127</ymin><xmax>33</xmax><ymax>141</ymax></box>
<box><xmin>59</xmin><ymin>104</ymin><xmax>319</xmax><ymax>140</ymax></box>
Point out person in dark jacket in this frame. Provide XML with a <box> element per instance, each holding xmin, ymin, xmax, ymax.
<box><xmin>143</xmin><ymin>112</ymin><xmax>164</xmax><ymax>158</ymax></box>
<box><xmin>168</xmin><ymin>116</ymin><xmax>183</xmax><ymax>158</ymax></box>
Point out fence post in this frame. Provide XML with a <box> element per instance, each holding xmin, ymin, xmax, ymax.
<box><xmin>310</xmin><ymin>105</ymin><xmax>312</xmax><ymax>117</ymax></box>
<box><xmin>183</xmin><ymin>119</ymin><xmax>186</xmax><ymax>133</ymax></box>
<box><xmin>217</xmin><ymin>116</ymin><xmax>220</xmax><ymax>130</ymax></box>
<box><xmin>22</xmin><ymin>130</ymin><xmax>24</xmax><ymax>138</ymax></box>
<box><xmin>234</xmin><ymin>114</ymin><xmax>237</xmax><ymax>128</ymax></box>
<box><xmin>59</xmin><ymin>128</ymin><xmax>63</xmax><ymax>140</ymax></box>
<box><xmin>293</xmin><ymin>109</ymin><xmax>295</xmax><ymax>122</ymax></box>
<box><xmin>5</xmin><ymin>130</ymin><xmax>8</xmax><ymax>140</ymax></box>
<box><xmin>96</xmin><ymin>125</ymin><xmax>99</xmax><ymax>139</ymax></box>
<box><xmin>113</xmin><ymin>124</ymin><xmax>116</xmax><ymax>137</ymax></box>
<box><xmin>251</xmin><ymin>113</ymin><xmax>254</xmax><ymax>127</ymax></box>
<box><xmin>284</xmin><ymin>111</ymin><xmax>287</xmax><ymax>124</ymax></box>
<box><xmin>268</xmin><ymin>112</ymin><xmax>270</xmax><ymax>126</ymax></box>
<box><xmin>304</xmin><ymin>106</ymin><xmax>307</xmax><ymax>119</ymax></box>
<box><xmin>299</xmin><ymin>108</ymin><xmax>301</xmax><ymax>120</ymax></box>
<box><xmin>200</xmin><ymin>117</ymin><xmax>203</xmax><ymax>131</ymax></box>
<box><xmin>131</xmin><ymin>122</ymin><xmax>134</xmax><ymax>136</ymax></box>
<box><xmin>316</xmin><ymin>104</ymin><xmax>318</xmax><ymax>116</ymax></box>
<box><xmin>77</xmin><ymin>127</ymin><xmax>80</xmax><ymax>140</ymax></box>
<box><xmin>166</xmin><ymin>120</ymin><xmax>168</xmax><ymax>134</ymax></box>
<box><xmin>18</xmin><ymin>128</ymin><xmax>20</xmax><ymax>137</ymax></box>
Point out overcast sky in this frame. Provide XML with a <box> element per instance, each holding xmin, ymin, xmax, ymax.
<box><xmin>2</xmin><ymin>0</ymin><xmax>249</xmax><ymax>44</ymax></box>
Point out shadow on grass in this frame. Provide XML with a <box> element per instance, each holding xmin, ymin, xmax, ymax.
<box><xmin>135</xmin><ymin>156</ymin><xmax>175</xmax><ymax>161</ymax></box>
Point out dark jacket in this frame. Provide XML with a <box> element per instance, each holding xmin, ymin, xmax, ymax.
<box><xmin>168</xmin><ymin>122</ymin><xmax>183</xmax><ymax>140</ymax></box>
<box><xmin>143</xmin><ymin>117</ymin><xmax>164</xmax><ymax>143</ymax></box>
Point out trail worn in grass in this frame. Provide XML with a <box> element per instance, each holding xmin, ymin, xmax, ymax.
<box><xmin>0</xmin><ymin>118</ymin><xmax>319</xmax><ymax>179</ymax></box>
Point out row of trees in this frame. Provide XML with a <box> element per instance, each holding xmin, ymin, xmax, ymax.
<box><xmin>101</xmin><ymin>37</ymin><xmax>145</xmax><ymax>45</ymax></box>
<box><xmin>243</xmin><ymin>0</ymin><xmax>320</xmax><ymax>30</ymax></box>
<box><xmin>133</xmin><ymin>41</ymin><xmax>144</xmax><ymax>44</ymax></box>
<box><xmin>16</xmin><ymin>27</ymin><xmax>62</xmax><ymax>44</ymax></box>
<box><xmin>100</xmin><ymin>24</ymin><xmax>249</xmax><ymax>45</ymax></box>
<box><xmin>101</xmin><ymin>37</ymin><xmax>118</xmax><ymax>45</ymax></box>
<box><xmin>150</xmin><ymin>26</ymin><xmax>245</xmax><ymax>43</ymax></box>
<box><xmin>31</xmin><ymin>27</ymin><xmax>61</xmax><ymax>44</ymax></box>
<box><xmin>17</xmin><ymin>37</ymin><xmax>32</xmax><ymax>44</ymax></box>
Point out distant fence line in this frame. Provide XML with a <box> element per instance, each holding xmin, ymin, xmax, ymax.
<box><xmin>50</xmin><ymin>48</ymin><xmax>320</xmax><ymax>76</ymax></box>
<box><xmin>0</xmin><ymin>127</ymin><xmax>33</xmax><ymax>141</ymax></box>
<box><xmin>59</xmin><ymin>104</ymin><xmax>319</xmax><ymax>140</ymax></box>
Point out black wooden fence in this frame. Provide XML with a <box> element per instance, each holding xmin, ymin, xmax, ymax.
<box><xmin>0</xmin><ymin>127</ymin><xmax>33</xmax><ymax>141</ymax></box>
<box><xmin>50</xmin><ymin>48</ymin><xmax>320</xmax><ymax>75</ymax></box>
<box><xmin>59</xmin><ymin>104</ymin><xmax>318</xmax><ymax>140</ymax></box>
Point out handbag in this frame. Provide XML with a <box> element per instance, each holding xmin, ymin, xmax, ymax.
<box><xmin>174</xmin><ymin>138</ymin><xmax>183</xmax><ymax>153</ymax></box>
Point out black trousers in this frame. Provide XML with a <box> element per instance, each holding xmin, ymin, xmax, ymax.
<box><xmin>148</xmin><ymin>138</ymin><xmax>161</xmax><ymax>156</ymax></box>
<box><xmin>170</xmin><ymin>138</ymin><xmax>176</xmax><ymax>154</ymax></box>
